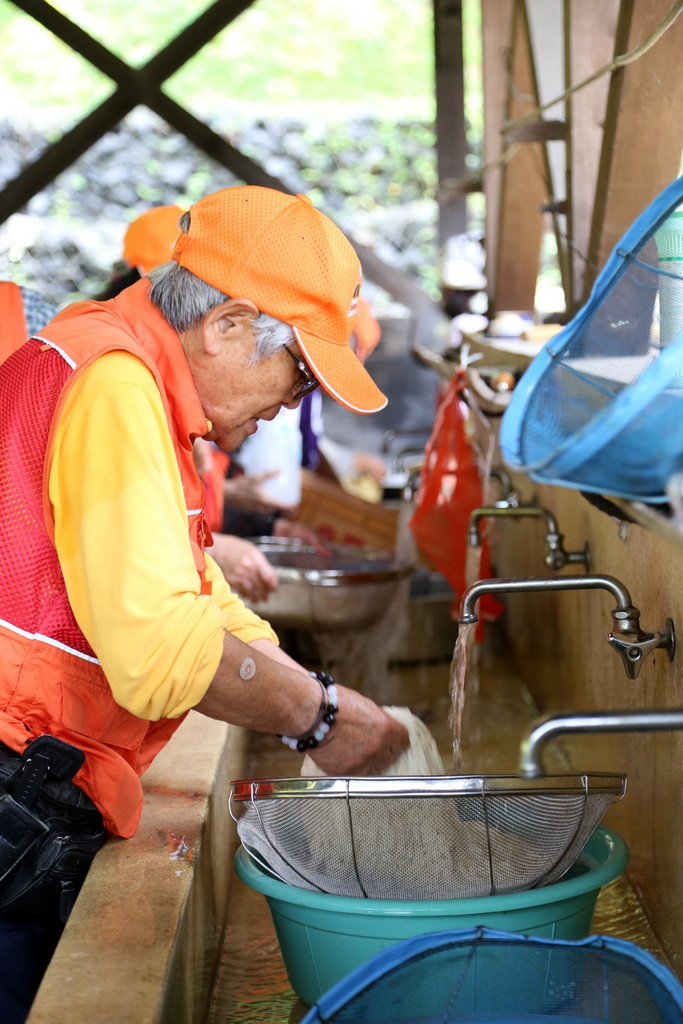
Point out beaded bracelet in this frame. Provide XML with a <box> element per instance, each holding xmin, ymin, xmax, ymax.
<box><xmin>279</xmin><ymin>671</ymin><xmax>339</xmax><ymax>752</ymax></box>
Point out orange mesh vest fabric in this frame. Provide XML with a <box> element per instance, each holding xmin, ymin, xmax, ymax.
<box><xmin>0</xmin><ymin>281</ymin><xmax>211</xmax><ymax>837</ymax></box>
<box><xmin>0</xmin><ymin>281</ymin><xmax>28</xmax><ymax>365</ymax></box>
<box><xmin>0</xmin><ymin>340</ymin><xmax>94</xmax><ymax>654</ymax></box>
<box><xmin>203</xmin><ymin>449</ymin><xmax>230</xmax><ymax>533</ymax></box>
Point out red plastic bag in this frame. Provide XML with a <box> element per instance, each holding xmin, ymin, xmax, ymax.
<box><xmin>408</xmin><ymin>369</ymin><xmax>502</xmax><ymax>634</ymax></box>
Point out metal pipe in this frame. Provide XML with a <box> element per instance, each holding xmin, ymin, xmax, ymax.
<box><xmin>488</xmin><ymin>466</ymin><xmax>519</xmax><ymax>507</ymax></box>
<box><xmin>520</xmin><ymin>709</ymin><xmax>683</xmax><ymax>777</ymax></box>
<box><xmin>458</xmin><ymin>574</ymin><xmax>675</xmax><ymax>679</ymax></box>
<box><xmin>469</xmin><ymin>503</ymin><xmax>561</xmax><ymax>541</ymax></box>
<box><xmin>403</xmin><ymin>467</ymin><xmax>422</xmax><ymax>501</ymax></box>
<box><xmin>393</xmin><ymin>446</ymin><xmax>426</xmax><ymax>472</ymax></box>
<box><xmin>489</xmin><ymin>466</ymin><xmax>513</xmax><ymax>492</ymax></box>
<box><xmin>459</xmin><ymin>573</ymin><xmax>634</xmax><ymax>622</ymax></box>
<box><xmin>467</xmin><ymin>503</ymin><xmax>590</xmax><ymax>571</ymax></box>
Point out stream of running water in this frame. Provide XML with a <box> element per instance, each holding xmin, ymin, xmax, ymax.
<box><xmin>450</xmin><ymin>541</ymin><xmax>484</xmax><ymax>770</ymax></box>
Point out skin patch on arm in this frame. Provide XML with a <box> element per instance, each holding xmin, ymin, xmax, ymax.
<box><xmin>239</xmin><ymin>656</ymin><xmax>256</xmax><ymax>681</ymax></box>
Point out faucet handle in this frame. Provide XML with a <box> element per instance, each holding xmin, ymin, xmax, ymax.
<box><xmin>543</xmin><ymin>534</ymin><xmax>591</xmax><ymax>573</ymax></box>
<box><xmin>607</xmin><ymin>618</ymin><xmax>676</xmax><ymax>679</ymax></box>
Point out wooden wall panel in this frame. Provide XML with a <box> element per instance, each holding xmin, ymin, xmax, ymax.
<box><xmin>566</xmin><ymin>0</ymin><xmax>620</xmax><ymax>313</ymax></box>
<box><xmin>434</xmin><ymin>0</ymin><xmax>468</xmax><ymax>245</ymax></box>
<box><xmin>526</xmin><ymin>0</ymin><xmax>569</xmax><ymax>301</ymax></box>
<box><xmin>584</xmin><ymin>0</ymin><xmax>683</xmax><ymax>301</ymax></box>
<box><xmin>495</xmin><ymin>478</ymin><xmax>683</xmax><ymax>971</ymax></box>
<box><xmin>481</xmin><ymin>0</ymin><xmax>515</xmax><ymax>308</ymax></box>
<box><xmin>493</xmin><ymin>0</ymin><xmax>547</xmax><ymax>314</ymax></box>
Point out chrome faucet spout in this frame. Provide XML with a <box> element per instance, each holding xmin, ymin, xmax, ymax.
<box><xmin>489</xmin><ymin>466</ymin><xmax>519</xmax><ymax>507</ymax></box>
<box><xmin>468</xmin><ymin>503</ymin><xmax>559</xmax><ymax>540</ymax></box>
<box><xmin>520</xmin><ymin>709</ymin><xmax>683</xmax><ymax>777</ymax></box>
<box><xmin>459</xmin><ymin>573</ymin><xmax>633</xmax><ymax>622</ymax></box>
<box><xmin>393</xmin><ymin>446</ymin><xmax>426</xmax><ymax>473</ymax></box>
<box><xmin>466</xmin><ymin>503</ymin><xmax>590</xmax><ymax>572</ymax></box>
<box><xmin>458</xmin><ymin>574</ymin><xmax>675</xmax><ymax>679</ymax></box>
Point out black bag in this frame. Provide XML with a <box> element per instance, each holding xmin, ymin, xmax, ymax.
<box><xmin>0</xmin><ymin>736</ymin><xmax>106</xmax><ymax>926</ymax></box>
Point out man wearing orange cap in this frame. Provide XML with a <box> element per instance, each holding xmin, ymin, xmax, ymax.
<box><xmin>0</xmin><ymin>186</ymin><xmax>408</xmax><ymax>1023</ymax></box>
<box><xmin>110</xmin><ymin>203</ymin><xmax>325</xmax><ymax>597</ymax></box>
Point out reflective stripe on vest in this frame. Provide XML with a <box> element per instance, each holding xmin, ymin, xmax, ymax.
<box><xmin>0</xmin><ymin>286</ymin><xmax>209</xmax><ymax>836</ymax></box>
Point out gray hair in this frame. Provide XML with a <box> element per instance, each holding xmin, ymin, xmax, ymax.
<box><xmin>148</xmin><ymin>211</ymin><xmax>294</xmax><ymax>361</ymax></box>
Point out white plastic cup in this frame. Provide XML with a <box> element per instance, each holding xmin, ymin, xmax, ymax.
<box><xmin>666</xmin><ymin>473</ymin><xmax>683</xmax><ymax>529</ymax></box>
<box><xmin>654</xmin><ymin>209</ymin><xmax>683</xmax><ymax>347</ymax></box>
<box><xmin>238</xmin><ymin>406</ymin><xmax>302</xmax><ymax>508</ymax></box>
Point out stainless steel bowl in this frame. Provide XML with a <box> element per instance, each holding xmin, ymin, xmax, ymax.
<box><xmin>245</xmin><ymin>537</ymin><xmax>413</xmax><ymax>631</ymax></box>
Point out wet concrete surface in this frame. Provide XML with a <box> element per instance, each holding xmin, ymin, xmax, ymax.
<box><xmin>208</xmin><ymin>629</ymin><xmax>670</xmax><ymax>1024</ymax></box>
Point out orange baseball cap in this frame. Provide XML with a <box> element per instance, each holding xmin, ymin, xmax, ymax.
<box><xmin>123</xmin><ymin>205</ymin><xmax>184</xmax><ymax>274</ymax></box>
<box><xmin>170</xmin><ymin>186</ymin><xmax>387</xmax><ymax>415</ymax></box>
<box><xmin>354</xmin><ymin>296</ymin><xmax>382</xmax><ymax>364</ymax></box>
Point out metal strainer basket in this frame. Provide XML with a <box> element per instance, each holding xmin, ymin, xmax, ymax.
<box><xmin>229</xmin><ymin>773</ymin><xmax>626</xmax><ymax>901</ymax></box>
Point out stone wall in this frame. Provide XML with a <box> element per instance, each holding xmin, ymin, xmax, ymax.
<box><xmin>0</xmin><ymin>107</ymin><xmax>439</xmax><ymax>308</ymax></box>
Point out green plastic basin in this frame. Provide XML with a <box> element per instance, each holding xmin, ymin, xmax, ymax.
<box><xmin>233</xmin><ymin>825</ymin><xmax>629</xmax><ymax>1007</ymax></box>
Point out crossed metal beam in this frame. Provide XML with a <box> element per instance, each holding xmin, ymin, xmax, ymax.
<box><xmin>2</xmin><ymin>0</ymin><xmax>442</xmax><ymax>315</ymax></box>
<box><xmin>1</xmin><ymin>0</ymin><xmax>285</xmax><ymax>221</ymax></box>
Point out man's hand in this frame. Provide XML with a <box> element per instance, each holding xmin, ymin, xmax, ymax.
<box><xmin>197</xmin><ymin>637</ymin><xmax>410</xmax><ymax>778</ymax></box>
<box><xmin>305</xmin><ymin>685</ymin><xmax>410</xmax><ymax>776</ymax></box>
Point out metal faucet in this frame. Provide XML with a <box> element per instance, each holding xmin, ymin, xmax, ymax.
<box><xmin>467</xmin><ymin>502</ymin><xmax>591</xmax><ymax>572</ymax></box>
<box><xmin>393</xmin><ymin>446</ymin><xmax>426</xmax><ymax>473</ymax></box>
<box><xmin>458</xmin><ymin>574</ymin><xmax>675</xmax><ymax>679</ymax></box>
<box><xmin>403</xmin><ymin>466</ymin><xmax>422</xmax><ymax>501</ymax></box>
<box><xmin>520</xmin><ymin>709</ymin><xmax>683</xmax><ymax>777</ymax></box>
<box><xmin>488</xmin><ymin>466</ymin><xmax>520</xmax><ymax>507</ymax></box>
<box><xmin>381</xmin><ymin>427</ymin><xmax>431</xmax><ymax>455</ymax></box>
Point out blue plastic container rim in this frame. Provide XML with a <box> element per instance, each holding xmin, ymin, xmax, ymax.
<box><xmin>299</xmin><ymin>926</ymin><xmax>683</xmax><ymax>1024</ymax></box>
<box><xmin>499</xmin><ymin>173</ymin><xmax>683</xmax><ymax>501</ymax></box>
<box><xmin>233</xmin><ymin>825</ymin><xmax>629</xmax><ymax>918</ymax></box>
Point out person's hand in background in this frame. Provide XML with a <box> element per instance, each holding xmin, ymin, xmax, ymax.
<box><xmin>273</xmin><ymin>517</ymin><xmax>331</xmax><ymax>554</ymax></box>
<box><xmin>223</xmin><ymin>470</ymin><xmax>297</xmax><ymax>517</ymax></box>
<box><xmin>352</xmin><ymin>451</ymin><xmax>388</xmax><ymax>484</ymax></box>
<box><xmin>192</xmin><ymin>436</ymin><xmax>215</xmax><ymax>477</ymax></box>
<box><xmin>206</xmin><ymin>533</ymin><xmax>278</xmax><ymax>603</ymax></box>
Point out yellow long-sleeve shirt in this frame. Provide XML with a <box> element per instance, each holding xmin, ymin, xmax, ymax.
<box><xmin>49</xmin><ymin>349</ymin><xmax>278</xmax><ymax>722</ymax></box>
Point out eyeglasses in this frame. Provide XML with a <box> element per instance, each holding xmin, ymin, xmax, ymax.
<box><xmin>284</xmin><ymin>346</ymin><xmax>320</xmax><ymax>399</ymax></box>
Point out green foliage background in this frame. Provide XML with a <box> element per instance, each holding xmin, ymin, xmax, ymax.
<box><xmin>0</xmin><ymin>0</ymin><xmax>439</xmax><ymax>123</ymax></box>
<box><xmin>0</xmin><ymin>0</ymin><xmax>485</xmax><ymax>304</ymax></box>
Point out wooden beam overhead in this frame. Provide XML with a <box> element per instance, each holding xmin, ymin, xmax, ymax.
<box><xmin>584</xmin><ymin>0</ymin><xmax>683</xmax><ymax>302</ymax></box>
<box><xmin>481</xmin><ymin>0</ymin><xmax>515</xmax><ymax>306</ymax></box>
<box><xmin>1</xmin><ymin>0</ymin><xmax>258</xmax><ymax>220</ymax></box>
<box><xmin>525</xmin><ymin>0</ymin><xmax>569</xmax><ymax>305</ymax></box>
<box><xmin>2</xmin><ymin>0</ymin><xmax>442</xmax><ymax>316</ymax></box>
<box><xmin>493</xmin><ymin>0</ymin><xmax>547</xmax><ymax>315</ymax></box>
<box><xmin>433</xmin><ymin>0</ymin><xmax>468</xmax><ymax>245</ymax></box>
<box><xmin>565</xmin><ymin>0</ymin><xmax>620</xmax><ymax>314</ymax></box>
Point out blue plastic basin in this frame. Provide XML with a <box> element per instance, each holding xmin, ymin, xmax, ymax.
<box><xmin>233</xmin><ymin>824</ymin><xmax>629</xmax><ymax>1006</ymax></box>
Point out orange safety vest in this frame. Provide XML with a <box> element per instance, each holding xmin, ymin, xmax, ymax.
<box><xmin>0</xmin><ymin>281</ymin><xmax>28</xmax><ymax>365</ymax></box>
<box><xmin>203</xmin><ymin>448</ymin><xmax>230</xmax><ymax>533</ymax></box>
<box><xmin>0</xmin><ymin>279</ymin><xmax>213</xmax><ymax>837</ymax></box>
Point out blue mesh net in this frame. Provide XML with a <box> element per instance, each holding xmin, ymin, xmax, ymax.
<box><xmin>500</xmin><ymin>177</ymin><xmax>683</xmax><ymax>502</ymax></box>
<box><xmin>302</xmin><ymin>928</ymin><xmax>683</xmax><ymax>1023</ymax></box>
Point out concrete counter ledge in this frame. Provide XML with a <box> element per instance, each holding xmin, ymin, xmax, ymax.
<box><xmin>27</xmin><ymin>713</ymin><xmax>247</xmax><ymax>1024</ymax></box>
